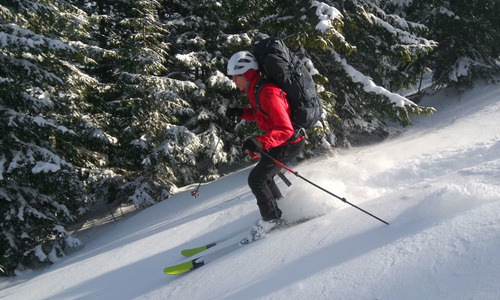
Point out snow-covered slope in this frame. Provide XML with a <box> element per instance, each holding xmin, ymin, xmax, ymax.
<box><xmin>1</xmin><ymin>84</ymin><xmax>499</xmax><ymax>300</ymax></box>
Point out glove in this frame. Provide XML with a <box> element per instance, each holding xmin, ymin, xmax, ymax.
<box><xmin>242</xmin><ymin>138</ymin><xmax>261</xmax><ymax>152</ymax></box>
<box><xmin>226</xmin><ymin>107</ymin><xmax>243</xmax><ymax>119</ymax></box>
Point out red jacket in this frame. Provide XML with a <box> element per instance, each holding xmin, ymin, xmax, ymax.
<box><xmin>240</xmin><ymin>69</ymin><xmax>301</xmax><ymax>150</ymax></box>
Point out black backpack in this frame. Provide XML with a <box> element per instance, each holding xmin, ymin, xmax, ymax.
<box><xmin>253</xmin><ymin>37</ymin><xmax>322</xmax><ymax>130</ymax></box>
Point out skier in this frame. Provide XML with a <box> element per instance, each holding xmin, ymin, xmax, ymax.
<box><xmin>226</xmin><ymin>51</ymin><xmax>305</xmax><ymax>240</ymax></box>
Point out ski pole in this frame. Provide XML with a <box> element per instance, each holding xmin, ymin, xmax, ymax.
<box><xmin>257</xmin><ymin>150</ymin><xmax>390</xmax><ymax>225</ymax></box>
<box><xmin>192</xmin><ymin>136</ymin><xmax>221</xmax><ymax>198</ymax></box>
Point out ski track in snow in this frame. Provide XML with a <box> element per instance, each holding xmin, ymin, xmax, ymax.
<box><xmin>1</xmin><ymin>84</ymin><xmax>499</xmax><ymax>300</ymax></box>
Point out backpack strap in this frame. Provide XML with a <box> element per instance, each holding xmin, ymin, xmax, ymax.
<box><xmin>254</xmin><ymin>76</ymin><xmax>286</xmax><ymax>116</ymax></box>
<box><xmin>254</xmin><ymin>77</ymin><xmax>270</xmax><ymax>117</ymax></box>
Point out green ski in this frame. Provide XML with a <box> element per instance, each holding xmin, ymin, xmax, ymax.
<box><xmin>180</xmin><ymin>227</ymin><xmax>250</xmax><ymax>257</ymax></box>
<box><xmin>181</xmin><ymin>243</ymin><xmax>215</xmax><ymax>257</ymax></box>
<box><xmin>165</xmin><ymin>217</ymin><xmax>318</xmax><ymax>275</ymax></box>
<box><xmin>164</xmin><ymin>259</ymin><xmax>205</xmax><ymax>275</ymax></box>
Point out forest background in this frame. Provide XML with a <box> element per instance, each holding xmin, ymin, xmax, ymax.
<box><xmin>1</xmin><ymin>0</ymin><xmax>498</xmax><ymax>276</ymax></box>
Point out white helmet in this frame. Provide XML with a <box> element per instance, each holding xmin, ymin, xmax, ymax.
<box><xmin>227</xmin><ymin>51</ymin><xmax>258</xmax><ymax>75</ymax></box>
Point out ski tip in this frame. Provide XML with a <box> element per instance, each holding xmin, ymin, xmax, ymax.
<box><xmin>181</xmin><ymin>246</ymin><xmax>208</xmax><ymax>257</ymax></box>
<box><xmin>164</xmin><ymin>261</ymin><xmax>194</xmax><ymax>275</ymax></box>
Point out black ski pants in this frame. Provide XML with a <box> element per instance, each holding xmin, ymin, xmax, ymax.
<box><xmin>248</xmin><ymin>139</ymin><xmax>305</xmax><ymax>221</ymax></box>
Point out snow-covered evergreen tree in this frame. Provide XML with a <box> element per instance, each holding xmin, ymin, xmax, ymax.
<box><xmin>0</xmin><ymin>0</ymin><xmax>196</xmax><ymax>275</ymax></box>
<box><xmin>323</xmin><ymin>0</ymin><xmax>436</xmax><ymax>143</ymax></box>
<box><xmin>162</xmin><ymin>1</ymin><xmax>242</xmax><ymax>167</ymax></box>
<box><xmin>0</xmin><ymin>0</ymin><xmax>93</xmax><ymax>276</ymax></box>
<box><xmin>78</xmin><ymin>0</ymin><xmax>208</xmax><ymax>206</ymax></box>
<box><xmin>383</xmin><ymin>0</ymin><xmax>500</xmax><ymax>90</ymax></box>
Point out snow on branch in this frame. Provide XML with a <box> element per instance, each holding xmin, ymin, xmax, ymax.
<box><xmin>5</xmin><ymin>109</ymin><xmax>75</xmax><ymax>134</ymax></box>
<box><xmin>1</xmin><ymin>55</ymin><xmax>64</xmax><ymax>84</ymax></box>
<box><xmin>0</xmin><ymin>76</ymin><xmax>14</xmax><ymax>83</ymax></box>
<box><xmin>361</xmin><ymin>9</ymin><xmax>436</xmax><ymax>50</ymax></box>
<box><xmin>207</xmin><ymin>70</ymin><xmax>234</xmax><ymax>90</ymax></box>
<box><xmin>69</xmin><ymin>41</ymin><xmax>118</xmax><ymax>59</ymax></box>
<box><xmin>175</xmin><ymin>52</ymin><xmax>203</xmax><ymax>67</ymax></box>
<box><xmin>60</xmin><ymin>60</ymin><xmax>99</xmax><ymax>86</ymax></box>
<box><xmin>223</xmin><ymin>33</ymin><xmax>252</xmax><ymax>47</ymax></box>
<box><xmin>129</xmin><ymin>182</ymin><xmax>155</xmax><ymax>206</ymax></box>
<box><xmin>1</xmin><ymin>24</ymin><xmax>75</xmax><ymax>52</ymax></box>
<box><xmin>145</xmin><ymin>76</ymin><xmax>199</xmax><ymax>94</ymax></box>
<box><xmin>53</xmin><ymin>225</ymin><xmax>82</xmax><ymax>248</ymax></box>
<box><xmin>22</xmin><ymin>87</ymin><xmax>54</xmax><ymax>110</ymax></box>
<box><xmin>311</xmin><ymin>1</ymin><xmax>343</xmax><ymax>32</ymax></box>
<box><xmin>199</xmin><ymin>125</ymin><xmax>227</xmax><ymax>164</ymax></box>
<box><xmin>449</xmin><ymin>57</ymin><xmax>475</xmax><ymax>83</ymax></box>
<box><xmin>90</xmin><ymin>128</ymin><xmax>118</xmax><ymax>145</ymax></box>
<box><xmin>332</xmin><ymin>50</ymin><xmax>415</xmax><ymax>107</ymax></box>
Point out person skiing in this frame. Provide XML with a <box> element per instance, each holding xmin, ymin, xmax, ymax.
<box><xmin>226</xmin><ymin>51</ymin><xmax>305</xmax><ymax>240</ymax></box>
